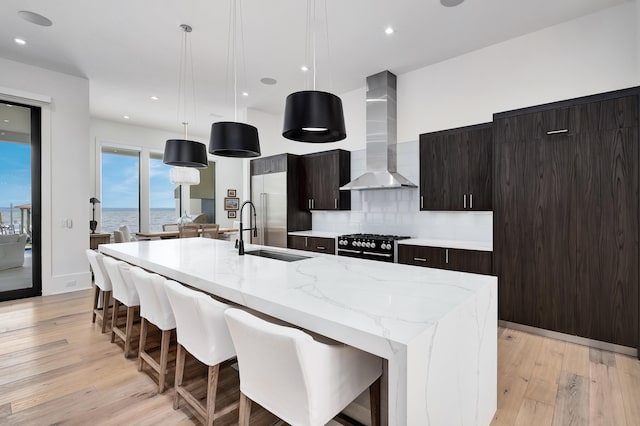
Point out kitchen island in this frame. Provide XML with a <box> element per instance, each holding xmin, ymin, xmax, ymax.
<box><xmin>100</xmin><ymin>238</ymin><xmax>497</xmax><ymax>425</ymax></box>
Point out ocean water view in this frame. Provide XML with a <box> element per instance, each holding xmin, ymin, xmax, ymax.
<box><xmin>101</xmin><ymin>208</ymin><xmax>178</xmax><ymax>234</ymax></box>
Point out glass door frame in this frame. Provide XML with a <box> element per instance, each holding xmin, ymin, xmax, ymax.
<box><xmin>0</xmin><ymin>100</ymin><xmax>42</xmax><ymax>302</ymax></box>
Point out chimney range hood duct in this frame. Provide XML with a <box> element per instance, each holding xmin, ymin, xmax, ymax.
<box><xmin>340</xmin><ymin>70</ymin><xmax>417</xmax><ymax>190</ymax></box>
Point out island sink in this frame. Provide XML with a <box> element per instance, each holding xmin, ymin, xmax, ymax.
<box><xmin>244</xmin><ymin>249</ymin><xmax>310</xmax><ymax>262</ymax></box>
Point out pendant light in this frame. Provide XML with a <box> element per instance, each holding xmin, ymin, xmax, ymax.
<box><xmin>282</xmin><ymin>0</ymin><xmax>346</xmax><ymax>143</ymax></box>
<box><xmin>163</xmin><ymin>24</ymin><xmax>208</xmax><ymax>168</ymax></box>
<box><xmin>209</xmin><ymin>0</ymin><xmax>261</xmax><ymax>158</ymax></box>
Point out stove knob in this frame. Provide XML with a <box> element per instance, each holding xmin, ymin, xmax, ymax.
<box><xmin>382</xmin><ymin>243</ymin><xmax>390</xmax><ymax>250</ymax></box>
<box><xmin>355</xmin><ymin>241</ymin><xmax>361</xmax><ymax>247</ymax></box>
<box><xmin>370</xmin><ymin>242</ymin><xmax>376</xmax><ymax>249</ymax></box>
<box><xmin>364</xmin><ymin>242</ymin><xmax>371</xmax><ymax>248</ymax></box>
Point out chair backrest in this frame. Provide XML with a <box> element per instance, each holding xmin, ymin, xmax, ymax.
<box><xmin>178</xmin><ymin>224</ymin><xmax>200</xmax><ymax>238</ymax></box>
<box><xmin>191</xmin><ymin>213</ymin><xmax>209</xmax><ymax>224</ymax></box>
<box><xmin>162</xmin><ymin>223</ymin><xmax>179</xmax><ymax>232</ymax></box>
<box><xmin>119</xmin><ymin>225</ymin><xmax>132</xmax><ymax>241</ymax></box>
<box><xmin>113</xmin><ymin>230</ymin><xmax>125</xmax><ymax>243</ymax></box>
<box><xmin>164</xmin><ymin>280</ymin><xmax>235</xmax><ymax>366</ymax></box>
<box><xmin>85</xmin><ymin>249</ymin><xmax>112</xmax><ymax>291</ymax></box>
<box><xmin>102</xmin><ymin>257</ymin><xmax>139</xmax><ymax>307</ymax></box>
<box><xmin>129</xmin><ymin>267</ymin><xmax>176</xmax><ymax>331</ymax></box>
<box><xmin>201</xmin><ymin>224</ymin><xmax>220</xmax><ymax>239</ymax></box>
<box><xmin>224</xmin><ymin>308</ymin><xmax>326</xmax><ymax>425</ymax></box>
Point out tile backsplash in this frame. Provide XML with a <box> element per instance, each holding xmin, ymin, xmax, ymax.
<box><xmin>311</xmin><ymin>141</ymin><xmax>493</xmax><ymax>247</ymax></box>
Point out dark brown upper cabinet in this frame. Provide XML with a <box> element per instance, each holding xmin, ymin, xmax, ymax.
<box><xmin>419</xmin><ymin>123</ymin><xmax>492</xmax><ymax>211</ymax></box>
<box><xmin>301</xmin><ymin>149</ymin><xmax>351</xmax><ymax>211</ymax></box>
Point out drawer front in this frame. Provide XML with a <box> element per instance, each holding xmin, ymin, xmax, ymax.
<box><xmin>447</xmin><ymin>249</ymin><xmax>493</xmax><ymax>275</ymax></box>
<box><xmin>307</xmin><ymin>237</ymin><xmax>335</xmax><ymax>254</ymax></box>
<box><xmin>287</xmin><ymin>235</ymin><xmax>307</xmax><ymax>251</ymax></box>
<box><xmin>398</xmin><ymin>245</ymin><xmax>444</xmax><ymax>268</ymax></box>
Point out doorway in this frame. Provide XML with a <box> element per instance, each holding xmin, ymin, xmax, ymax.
<box><xmin>0</xmin><ymin>101</ymin><xmax>42</xmax><ymax>301</ymax></box>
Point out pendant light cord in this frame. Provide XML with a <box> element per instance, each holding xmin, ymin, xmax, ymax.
<box><xmin>312</xmin><ymin>0</ymin><xmax>316</xmax><ymax>91</ymax></box>
<box><xmin>178</xmin><ymin>24</ymin><xmax>195</xmax><ymax>140</ymax></box>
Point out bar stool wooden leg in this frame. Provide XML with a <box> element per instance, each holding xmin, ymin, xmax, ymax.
<box><xmin>110</xmin><ymin>299</ymin><xmax>120</xmax><ymax>342</ymax></box>
<box><xmin>158</xmin><ymin>329</ymin><xmax>172</xmax><ymax>393</ymax></box>
<box><xmin>92</xmin><ymin>286</ymin><xmax>100</xmax><ymax>323</ymax></box>
<box><xmin>370</xmin><ymin>377</ymin><xmax>381</xmax><ymax>426</ymax></box>
<box><xmin>101</xmin><ymin>290</ymin><xmax>112</xmax><ymax>334</ymax></box>
<box><xmin>174</xmin><ymin>344</ymin><xmax>186</xmax><ymax>410</ymax></box>
<box><xmin>123</xmin><ymin>306</ymin><xmax>135</xmax><ymax>357</ymax></box>
<box><xmin>239</xmin><ymin>392</ymin><xmax>252</xmax><ymax>426</ymax></box>
<box><xmin>138</xmin><ymin>317</ymin><xmax>147</xmax><ymax>371</ymax></box>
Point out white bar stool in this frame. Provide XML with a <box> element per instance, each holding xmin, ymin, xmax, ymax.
<box><xmin>224</xmin><ymin>308</ymin><xmax>383</xmax><ymax>426</ymax></box>
<box><xmin>164</xmin><ymin>280</ymin><xmax>238</xmax><ymax>426</ymax></box>
<box><xmin>130</xmin><ymin>267</ymin><xmax>176</xmax><ymax>393</ymax></box>
<box><xmin>103</xmin><ymin>257</ymin><xmax>140</xmax><ymax>358</ymax></box>
<box><xmin>85</xmin><ymin>249</ymin><xmax>113</xmax><ymax>333</ymax></box>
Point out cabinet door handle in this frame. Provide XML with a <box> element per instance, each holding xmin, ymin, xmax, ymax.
<box><xmin>305</xmin><ymin>237</ymin><xmax>308</xmax><ymax>247</ymax></box>
<box><xmin>546</xmin><ymin>129</ymin><xmax>568</xmax><ymax>135</ymax></box>
<box><xmin>463</xmin><ymin>194</ymin><xmax>467</xmax><ymax>209</ymax></box>
<box><xmin>420</xmin><ymin>195</ymin><xmax>424</xmax><ymax>209</ymax></box>
<box><xmin>470</xmin><ymin>194</ymin><xmax>473</xmax><ymax>209</ymax></box>
<box><xmin>414</xmin><ymin>257</ymin><xmax>427</xmax><ymax>262</ymax></box>
<box><xmin>312</xmin><ymin>199</ymin><xmax>315</xmax><ymax>209</ymax></box>
<box><xmin>445</xmin><ymin>249</ymin><xmax>449</xmax><ymax>264</ymax></box>
<box><xmin>334</xmin><ymin>199</ymin><xmax>338</xmax><ymax>209</ymax></box>
<box><xmin>317</xmin><ymin>246</ymin><xmax>326</xmax><ymax>250</ymax></box>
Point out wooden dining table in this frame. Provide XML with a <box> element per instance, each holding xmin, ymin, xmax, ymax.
<box><xmin>135</xmin><ymin>228</ymin><xmax>238</xmax><ymax>239</ymax></box>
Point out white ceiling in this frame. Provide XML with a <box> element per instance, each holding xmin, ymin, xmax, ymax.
<box><xmin>0</xmin><ymin>0</ymin><xmax>629</xmax><ymax>138</ymax></box>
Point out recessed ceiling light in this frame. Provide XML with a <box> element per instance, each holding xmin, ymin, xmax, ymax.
<box><xmin>18</xmin><ymin>11</ymin><xmax>53</xmax><ymax>27</ymax></box>
<box><xmin>0</xmin><ymin>132</ymin><xmax>5</xmax><ymax>136</ymax></box>
<box><xmin>123</xmin><ymin>115</ymin><xmax>130</xmax><ymax>119</ymax></box>
<box><xmin>440</xmin><ymin>0</ymin><xmax>465</xmax><ymax>7</ymax></box>
<box><xmin>260</xmin><ymin>77</ymin><xmax>277</xmax><ymax>85</ymax></box>
<box><xmin>242</xmin><ymin>92</ymin><xmax>249</xmax><ymax>97</ymax></box>
<box><xmin>14</xmin><ymin>38</ymin><xmax>27</xmax><ymax>45</ymax></box>
<box><xmin>150</xmin><ymin>96</ymin><xmax>159</xmax><ymax>101</ymax></box>
<box><xmin>3</xmin><ymin>119</ymin><xmax>9</xmax><ymax>123</ymax></box>
<box><xmin>301</xmin><ymin>65</ymin><xmax>309</xmax><ymax>72</ymax></box>
<box><xmin>385</xmin><ymin>27</ymin><xmax>394</xmax><ymax>35</ymax></box>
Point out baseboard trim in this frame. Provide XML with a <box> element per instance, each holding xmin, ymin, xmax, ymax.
<box><xmin>499</xmin><ymin>320</ymin><xmax>638</xmax><ymax>358</ymax></box>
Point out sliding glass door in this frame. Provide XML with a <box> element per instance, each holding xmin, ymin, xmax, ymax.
<box><xmin>0</xmin><ymin>101</ymin><xmax>41</xmax><ymax>301</ymax></box>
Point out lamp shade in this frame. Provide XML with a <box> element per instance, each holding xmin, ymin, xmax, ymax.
<box><xmin>170</xmin><ymin>166</ymin><xmax>200</xmax><ymax>186</ymax></box>
<box><xmin>163</xmin><ymin>139</ymin><xmax>208</xmax><ymax>168</ymax></box>
<box><xmin>209</xmin><ymin>121</ymin><xmax>261</xmax><ymax>158</ymax></box>
<box><xmin>282</xmin><ymin>90</ymin><xmax>346</xmax><ymax>143</ymax></box>
<box><xmin>89</xmin><ymin>197</ymin><xmax>101</xmax><ymax>204</ymax></box>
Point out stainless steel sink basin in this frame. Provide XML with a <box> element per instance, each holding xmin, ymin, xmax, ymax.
<box><xmin>244</xmin><ymin>249</ymin><xmax>310</xmax><ymax>262</ymax></box>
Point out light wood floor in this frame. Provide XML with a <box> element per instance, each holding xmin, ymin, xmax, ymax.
<box><xmin>0</xmin><ymin>289</ymin><xmax>639</xmax><ymax>425</ymax></box>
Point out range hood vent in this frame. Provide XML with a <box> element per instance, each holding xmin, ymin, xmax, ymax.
<box><xmin>340</xmin><ymin>70</ymin><xmax>417</xmax><ymax>190</ymax></box>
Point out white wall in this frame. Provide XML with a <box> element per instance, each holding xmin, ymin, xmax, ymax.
<box><xmin>90</xmin><ymin>118</ymin><xmax>244</xmax><ymax>230</ymax></box>
<box><xmin>0</xmin><ymin>57</ymin><xmax>90</xmax><ymax>295</ymax></box>
<box><xmin>253</xmin><ymin>3</ymin><xmax>638</xmax><ymax>246</ymax></box>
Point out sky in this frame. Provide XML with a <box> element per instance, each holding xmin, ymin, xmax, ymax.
<box><xmin>0</xmin><ymin>141</ymin><xmax>31</xmax><ymax>208</ymax></box>
<box><xmin>101</xmin><ymin>152</ymin><xmax>175</xmax><ymax>209</ymax></box>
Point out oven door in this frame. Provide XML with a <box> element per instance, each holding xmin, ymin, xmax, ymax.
<box><xmin>337</xmin><ymin>248</ymin><xmax>394</xmax><ymax>263</ymax></box>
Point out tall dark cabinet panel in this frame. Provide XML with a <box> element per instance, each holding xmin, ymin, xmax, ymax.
<box><xmin>301</xmin><ymin>149</ymin><xmax>351</xmax><ymax>211</ymax></box>
<box><xmin>419</xmin><ymin>123</ymin><xmax>492</xmax><ymax>211</ymax></box>
<box><xmin>494</xmin><ymin>89</ymin><xmax>639</xmax><ymax>351</ymax></box>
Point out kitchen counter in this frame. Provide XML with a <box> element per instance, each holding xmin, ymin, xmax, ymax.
<box><xmin>287</xmin><ymin>230</ymin><xmax>342</xmax><ymax>238</ymax></box>
<box><xmin>100</xmin><ymin>238</ymin><xmax>497</xmax><ymax>425</ymax></box>
<box><xmin>399</xmin><ymin>238</ymin><xmax>493</xmax><ymax>252</ymax></box>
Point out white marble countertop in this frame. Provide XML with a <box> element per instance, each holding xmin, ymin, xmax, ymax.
<box><xmin>398</xmin><ymin>238</ymin><xmax>493</xmax><ymax>252</ymax></box>
<box><xmin>100</xmin><ymin>238</ymin><xmax>497</xmax><ymax>425</ymax></box>
<box><xmin>287</xmin><ymin>230</ymin><xmax>341</xmax><ymax>238</ymax></box>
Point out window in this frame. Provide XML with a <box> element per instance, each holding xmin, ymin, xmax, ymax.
<box><xmin>149</xmin><ymin>152</ymin><xmax>178</xmax><ymax>232</ymax></box>
<box><xmin>101</xmin><ymin>147</ymin><xmax>140</xmax><ymax>235</ymax></box>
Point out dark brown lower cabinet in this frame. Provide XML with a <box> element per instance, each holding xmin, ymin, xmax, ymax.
<box><xmin>398</xmin><ymin>245</ymin><xmax>492</xmax><ymax>275</ymax></box>
<box><xmin>287</xmin><ymin>235</ymin><xmax>336</xmax><ymax>255</ymax></box>
<box><xmin>493</xmin><ymin>90</ymin><xmax>639</xmax><ymax>351</ymax></box>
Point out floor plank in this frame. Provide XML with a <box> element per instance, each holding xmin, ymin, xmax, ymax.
<box><xmin>551</xmin><ymin>372</ymin><xmax>589</xmax><ymax>426</ymax></box>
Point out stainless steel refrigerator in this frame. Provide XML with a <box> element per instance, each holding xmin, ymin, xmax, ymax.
<box><xmin>251</xmin><ymin>172</ymin><xmax>287</xmax><ymax>248</ymax></box>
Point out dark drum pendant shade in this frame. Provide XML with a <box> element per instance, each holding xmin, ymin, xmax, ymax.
<box><xmin>282</xmin><ymin>90</ymin><xmax>346</xmax><ymax>143</ymax></box>
<box><xmin>163</xmin><ymin>139</ymin><xmax>208</xmax><ymax>168</ymax></box>
<box><xmin>209</xmin><ymin>121</ymin><xmax>261</xmax><ymax>158</ymax></box>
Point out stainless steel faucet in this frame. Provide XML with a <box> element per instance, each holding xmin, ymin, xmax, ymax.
<box><xmin>237</xmin><ymin>200</ymin><xmax>258</xmax><ymax>255</ymax></box>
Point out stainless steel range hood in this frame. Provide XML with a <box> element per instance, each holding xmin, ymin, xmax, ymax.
<box><xmin>340</xmin><ymin>70</ymin><xmax>417</xmax><ymax>190</ymax></box>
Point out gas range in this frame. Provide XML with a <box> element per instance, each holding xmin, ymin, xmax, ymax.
<box><xmin>336</xmin><ymin>233</ymin><xmax>411</xmax><ymax>263</ymax></box>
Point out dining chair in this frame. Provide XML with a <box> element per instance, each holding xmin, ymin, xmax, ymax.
<box><xmin>224</xmin><ymin>308</ymin><xmax>382</xmax><ymax>426</ymax></box>
<box><xmin>85</xmin><ymin>249</ymin><xmax>113</xmax><ymax>333</ymax></box>
<box><xmin>130</xmin><ymin>267</ymin><xmax>176</xmax><ymax>393</ymax></box>
<box><xmin>162</xmin><ymin>223</ymin><xmax>179</xmax><ymax>232</ymax></box>
<box><xmin>201</xmin><ymin>224</ymin><xmax>220</xmax><ymax>239</ymax></box>
<box><xmin>178</xmin><ymin>224</ymin><xmax>200</xmax><ymax>238</ymax></box>
<box><xmin>113</xmin><ymin>230</ymin><xmax>126</xmax><ymax>243</ymax></box>
<box><xmin>102</xmin><ymin>257</ymin><xmax>140</xmax><ymax>358</ymax></box>
<box><xmin>164</xmin><ymin>280</ymin><xmax>238</xmax><ymax>426</ymax></box>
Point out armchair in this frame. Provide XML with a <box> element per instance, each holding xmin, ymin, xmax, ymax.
<box><xmin>0</xmin><ymin>234</ymin><xmax>27</xmax><ymax>271</ymax></box>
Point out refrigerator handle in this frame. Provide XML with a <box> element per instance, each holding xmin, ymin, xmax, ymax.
<box><xmin>261</xmin><ymin>193</ymin><xmax>267</xmax><ymax>244</ymax></box>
